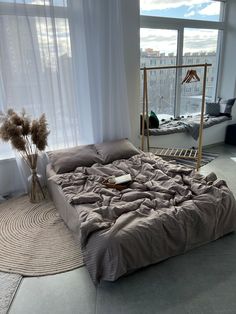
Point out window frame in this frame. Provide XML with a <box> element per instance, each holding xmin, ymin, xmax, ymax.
<box><xmin>140</xmin><ymin>0</ymin><xmax>226</xmax><ymax>117</ymax></box>
<box><xmin>0</xmin><ymin>2</ymin><xmax>67</xmax><ymax>18</ymax></box>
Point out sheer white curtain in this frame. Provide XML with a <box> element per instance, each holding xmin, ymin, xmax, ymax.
<box><xmin>0</xmin><ymin>0</ymin><xmax>131</xmax><ymax>195</ymax></box>
<box><xmin>68</xmin><ymin>0</ymin><xmax>131</xmax><ymax>144</ymax></box>
<box><xmin>0</xmin><ymin>0</ymin><xmax>81</xmax><ymax>194</ymax></box>
<box><xmin>0</xmin><ymin>1</ymin><xmax>81</xmax><ymax>152</ymax></box>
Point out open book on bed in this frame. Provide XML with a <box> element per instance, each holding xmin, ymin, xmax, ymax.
<box><xmin>107</xmin><ymin>174</ymin><xmax>132</xmax><ymax>185</ymax></box>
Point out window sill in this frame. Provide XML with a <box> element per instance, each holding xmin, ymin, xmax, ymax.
<box><xmin>0</xmin><ymin>156</ymin><xmax>16</xmax><ymax>163</ymax></box>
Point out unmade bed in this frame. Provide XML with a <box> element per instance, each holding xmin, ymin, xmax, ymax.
<box><xmin>47</xmin><ymin>139</ymin><xmax>236</xmax><ymax>284</ymax></box>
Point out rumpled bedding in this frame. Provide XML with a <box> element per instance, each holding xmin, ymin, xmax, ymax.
<box><xmin>51</xmin><ymin>153</ymin><xmax>236</xmax><ymax>284</ymax></box>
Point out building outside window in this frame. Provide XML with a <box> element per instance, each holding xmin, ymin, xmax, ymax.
<box><xmin>140</xmin><ymin>0</ymin><xmax>225</xmax><ymax>119</ymax></box>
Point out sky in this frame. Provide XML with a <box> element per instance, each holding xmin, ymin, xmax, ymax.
<box><xmin>140</xmin><ymin>0</ymin><xmax>221</xmax><ymax>21</ymax></box>
<box><xmin>140</xmin><ymin>0</ymin><xmax>221</xmax><ymax>54</ymax></box>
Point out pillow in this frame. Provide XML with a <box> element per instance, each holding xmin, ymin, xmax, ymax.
<box><xmin>47</xmin><ymin>144</ymin><xmax>101</xmax><ymax>174</ymax></box>
<box><xmin>219</xmin><ymin>98</ymin><xmax>236</xmax><ymax>117</ymax></box>
<box><xmin>149</xmin><ymin>111</ymin><xmax>159</xmax><ymax>129</ymax></box>
<box><xmin>140</xmin><ymin>112</ymin><xmax>159</xmax><ymax>132</ymax></box>
<box><xmin>205</xmin><ymin>102</ymin><xmax>220</xmax><ymax>116</ymax></box>
<box><xmin>95</xmin><ymin>139</ymin><xmax>140</xmax><ymax>164</ymax></box>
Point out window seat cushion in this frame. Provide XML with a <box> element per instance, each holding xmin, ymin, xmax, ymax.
<box><xmin>147</xmin><ymin>115</ymin><xmax>231</xmax><ymax>140</ymax></box>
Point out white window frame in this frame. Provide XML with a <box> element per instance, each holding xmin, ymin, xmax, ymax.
<box><xmin>0</xmin><ymin>2</ymin><xmax>67</xmax><ymax>18</ymax></box>
<box><xmin>140</xmin><ymin>0</ymin><xmax>226</xmax><ymax>117</ymax></box>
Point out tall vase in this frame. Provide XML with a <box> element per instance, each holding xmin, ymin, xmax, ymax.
<box><xmin>28</xmin><ymin>168</ymin><xmax>45</xmax><ymax>203</ymax></box>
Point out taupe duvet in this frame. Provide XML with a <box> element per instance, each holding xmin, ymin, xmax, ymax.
<box><xmin>50</xmin><ymin>153</ymin><xmax>236</xmax><ymax>284</ymax></box>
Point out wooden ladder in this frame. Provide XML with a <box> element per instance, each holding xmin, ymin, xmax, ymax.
<box><xmin>152</xmin><ymin>147</ymin><xmax>198</xmax><ymax>160</ymax></box>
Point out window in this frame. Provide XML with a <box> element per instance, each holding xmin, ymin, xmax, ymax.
<box><xmin>0</xmin><ymin>0</ymin><xmax>74</xmax><ymax>159</ymax></box>
<box><xmin>179</xmin><ymin>28</ymin><xmax>219</xmax><ymax>115</ymax></box>
<box><xmin>140</xmin><ymin>28</ymin><xmax>177</xmax><ymax>119</ymax></box>
<box><xmin>0</xmin><ymin>0</ymin><xmax>67</xmax><ymax>6</ymax></box>
<box><xmin>0</xmin><ymin>0</ymin><xmax>130</xmax><ymax>162</ymax></box>
<box><xmin>140</xmin><ymin>0</ymin><xmax>225</xmax><ymax>118</ymax></box>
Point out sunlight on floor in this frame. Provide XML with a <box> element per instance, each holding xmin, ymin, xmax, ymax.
<box><xmin>230</xmin><ymin>157</ymin><xmax>236</xmax><ymax>162</ymax></box>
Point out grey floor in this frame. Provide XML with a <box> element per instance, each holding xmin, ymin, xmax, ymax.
<box><xmin>9</xmin><ymin>144</ymin><xmax>236</xmax><ymax>314</ymax></box>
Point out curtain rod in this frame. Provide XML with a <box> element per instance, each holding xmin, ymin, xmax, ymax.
<box><xmin>140</xmin><ymin>63</ymin><xmax>212</xmax><ymax>71</ymax></box>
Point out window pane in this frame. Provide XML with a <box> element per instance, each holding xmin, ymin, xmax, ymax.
<box><xmin>180</xmin><ymin>28</ymin><xmax>219</xmax><ymax>116</ymax></box>
<box><xmin>0</xmin><ymin>0</ymin><xmax>67</xmax><ymax>6</ymax></box>
<box><xmin>0</xmin><ymin>16</ymin><xmax>71</xmax><ymax>110</ymax></box>
<box><xmin>140</xmin><ymin>0</ymin><xmax>222</xmax><ymax>22</ymax></box>
<box><xmin>0</xmin><ymin>15</ymin><xmax>75</xmax><ymax>158</ymax></box>
<box><xmin>140</xmin><ymin>28</ymin><xmax>178</xmax><ymax>119</ymax></box>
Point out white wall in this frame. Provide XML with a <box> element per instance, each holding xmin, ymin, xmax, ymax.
<box><xmin>0</xmin><ymin>158</ymin><xmax>23</xmax><ymax>196</ymax></box>
<box><xmin>218</xmin><ymin>0</ymin><xmax>236</xmax><ymax>124</ymax></box>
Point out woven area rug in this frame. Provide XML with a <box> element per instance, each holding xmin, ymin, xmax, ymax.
<box><xmin>0</xmin><ymin>195</ymin><xmax>84</xmax><ymax>276</ymax></box>
<box><xmin>0</xmin><ymin>272</ymin><xmax>22</xmax><ymax>314</ymax></box>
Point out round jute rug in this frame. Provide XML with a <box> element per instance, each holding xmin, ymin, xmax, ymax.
<box><xmin>0</xmin><ymin>195</ymin><xmax>84</xmax><ymax>276</ymax></box>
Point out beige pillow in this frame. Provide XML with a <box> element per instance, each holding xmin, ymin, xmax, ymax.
<box><xmin>95</xmin><ymin>139</ymin><xmax>140</xmax><ymax>164</ymax></box>
<box><xmin>48</xmin><ymin>144</ymin><xmax>101</xmax><ymax>174</ymax></box>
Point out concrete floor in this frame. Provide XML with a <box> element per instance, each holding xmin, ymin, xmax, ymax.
<box><xmin>9</xmin><ymin>144</ymin><xmax>236</xmax><ymax>314</ymax></box>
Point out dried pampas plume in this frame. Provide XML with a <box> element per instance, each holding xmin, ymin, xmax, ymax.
<box><xmin>0</xmin><ymin>108</ymin><xmax>50</xmax><ymax>168</ymax></box>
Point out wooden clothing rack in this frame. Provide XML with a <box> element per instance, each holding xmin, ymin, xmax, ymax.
<box><xmin>140</xmin><ymin>63</ymin><xmax>212</xmax><ymax>171</ymax></box>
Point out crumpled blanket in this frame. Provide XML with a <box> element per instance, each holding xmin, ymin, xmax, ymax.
<box><xmin>181</xmin><ymin>121</ymin><xmax>200</xmax><ymax>140</ymax></box>
<box><xmin>50</xmin><ymin>153</ymin><xmax>236</xmax><ymax>283</ymax></box>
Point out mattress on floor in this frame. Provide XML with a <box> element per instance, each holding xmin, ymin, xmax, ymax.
<box><xmin>47</xmin><ymin>153</ymin><xmax>236</xmax><ymax>284</ymax></box>
<box><xmin>47</xmin><ymin>164</ymin><xmax>81</xmax><ymax>236</ymax></box>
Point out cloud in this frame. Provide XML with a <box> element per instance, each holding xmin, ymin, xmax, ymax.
<box><xmin>140</xmin><ymin>28</ymin><xmax>178</xmax><ymax>53</ymax></box>
<box><xmin>199</xmin><ymin>2</ymin><xmax>221</xmax><ymax>16</ymax></box>
<box><xmin>140</xmin><ymin>0</ymin><xmax>211</xmax><ymax>11</ymax></box>
<box><xmin>140</xmin><ymin>28</ymin><xmax>218</xmax><ymax>54</ymax></box>
<box><xmin>184</xmin><ymin>29</ymin><xmax>218</xmax><ymax>53</ymax></box>
<box><xmin>184</xmin><ymin>10</ymin><xmax>196</xmax><ymax>17</ymax></box>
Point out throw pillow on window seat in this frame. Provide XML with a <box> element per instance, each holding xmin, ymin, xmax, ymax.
<box><xmin>205</xmin><ymin>101</ymin><xmax>220</xmax><ymax>116</ymax></box>
<box><xmin>149</xmin><ymin>111</ymin><xmax>159</xmax><ymax>129</ymax></box>
<box><xmin>219</xmin><ymin>98</ymin><xmax>236</xmax><ymax>117</ymax></box>
<box><xmin>140</xmin><ymin>111</ymin><xmax>159</xmax><ymax>131</ymax></box>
